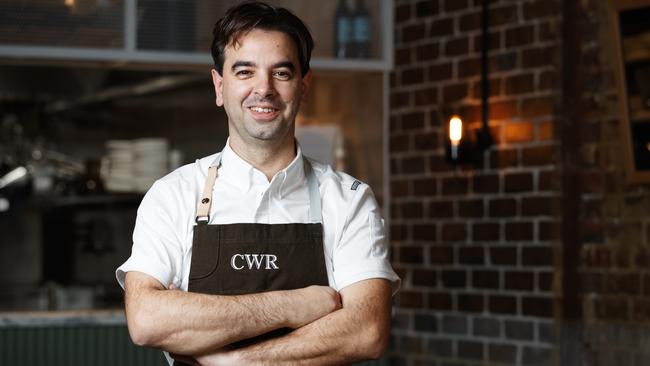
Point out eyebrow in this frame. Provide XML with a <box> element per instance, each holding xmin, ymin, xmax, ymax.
<box><xmin>230</xmin><ymin>60</ymin><xmax>296</xmax><ymax>72</ymax></box>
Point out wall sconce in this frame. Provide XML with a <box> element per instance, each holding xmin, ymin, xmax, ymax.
<box><xmin>445</xmin><ymin>0</ymin><xmax>494</xmax><ymax>166</ymax></box>
<box><xmin>445</xmin><ymin>115</ymin><xmax>492</xmax><ymax>165</ymax></box>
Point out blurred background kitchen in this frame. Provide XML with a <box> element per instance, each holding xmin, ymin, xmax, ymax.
<box><xmin>3</xmin><ymin>0</ymin><xmax>650</xmax><ymax>365</ymax></box>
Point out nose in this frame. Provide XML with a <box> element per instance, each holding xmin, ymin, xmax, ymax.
<box><xmin>254</xmin><ymin>73</ymin><xmax>276</xmax><ymax>98</ymax></box>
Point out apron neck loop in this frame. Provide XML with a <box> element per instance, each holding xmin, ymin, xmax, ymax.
<box><xmin>195</xmin><ymin>150</ymin><xmax>322</xmax><ymax>224</ymax></box>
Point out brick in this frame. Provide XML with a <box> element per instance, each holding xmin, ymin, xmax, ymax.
<box><xmin>539</xmin><ymin>170</ymin><xmax>560</xmax><ymax>191</ymax></box>
<box><xmin>522</xmin><ymin>197</ymin><xmax>556</xmax><ymax>216</ymax></box>
<box><xmin>504</xmin><ymin>172</ymin><xmax>534</xmax><ymax>193</ymax></box>
<box><xmin>401</xmin><ymin>67</ymin><xmax>425</xmax><ymax>86</ymax></box>
<box><xmin>473</xmin><ymin>174</ymin><xmax>500</xmax><ymax>193</ymax></box>
<box><xmin>522</xmin><ymin>246</ymin><xmax>553</xmax><ymax>266</ymax></box>
<box><xmin>523</xmin><ymin>0</ymin><xmax>560</xmax><ymax>20</ymax></box>
<box><xmin>459</xmin><ymin>12</ymin><xmax>480</xmax><ymax>32</ymax></box>
<box><xmin>522</xmin><ymin>46</ymin><xmax>557</xmax><ymax>69</ymax></box>
<box><xmin>413</xmin><ymin>269</ymin><xmax>437</xmax><ymax>287</ymax></box>
<box><xmin>505</xmin><ymin>122</ymin><xmax>535</xmax><ymax>143</ymax></box>
<box><xmin>474</xmin><ymin>317</ymin><xmax>500</xmax><ymax>337</ymax></box>
<box><xmin>390</xmin><ymin>91</ymin><xmax>411</xmax><ymax>109</ymax></box>
<box><xmin>429</xmin><ymin>200</ymin><xmax>454</xmax><ymax>218</ymax></box>
<box><xmin>399</xmin><ymin>246</ymin><xmax>424</xmax><ymax>264</ymax></box>
<box><xmin>538</xmin><ymin>271</ymin><xmax>553</xmax><ymax>291</ymax></box>
<box><xmin>401</xmin><ymin>201</ymin><xmax>424</xmax><ymax>219</ymax></box>
<box><xmin>428</xmin><ymin>338</ymin><xmax>453</xmax><ymax>357</ymax></box>
<box><xmin>398</xmin><ymin>290</ymin><xmax>425</xmax><ymax>309</ymax></box>
<box><xmin>594</xmin><ymin>297</ymin><xmax>629</xmax><ymax>321</ymax></box>
<box><xmin>458</xmin><ymin>294</ymin><xmax>484</xmax><ymax>312</ymax></box>
<box><xmin>632</xmin><ymin>298</ymin><xmax>650</xmax><ymax>322</ymax></box>
<box><xmin>457</xmin><ymin>341</ymin><xmax>484</xmax><ymax>360</ymax></box>
<box><xmin>429</xmin><ymin>17</ymin><xmax>455</xmax><ymax>37</ymax></box>
<box><xmin>505</xmin><ymin>25</ymin><xmax>535</xmax><ymax>48</ymax></box>
<box><xmin>395</xmin><ymin>3</ymin><xmax>412</xmax><ymax>23</ymax></box>
<box><xmin>416</xmin><ymin>44</ymin><xmax>439</xmax><ymax>61</ymax></box>
<box><xmin>444</xmin><ymin>0</ymin><xmax>469</xmax><ymax>12</ymax></box>
<box><xmin>505</xmin><ymin>271</ymin><xmax>535</xmax><ymax>291</ymax></box>
<box><xmin>522</xmin><ymin>346</ymin><xmax>553</xmax><ymax>366</ymax></box>
<box><xmin>522</xmin><ymin>96</ymin><xmax>555</xmax><ymax>118</ymax></box>
<box><xmin>444</xmin><ymin>37</ymin><xmax>469</xmax><ymax>57</ymax></box>
<box><xmin>459</xmin><ymin>246</ymin><xmax>484</xmax><ymax>265</ymax></box>
<box><xmin>413</xmin><ymin>177</ymin><xmax>438</xmax><ymax>196</ymax></box>
<box><xmin>490</xmin><ymin>4</ymin><xmax>518</xmax><ymax>26</ymax></box>
<box><xmin>442</xmin><ymin>223</ymin><xmax>467</xmax><ymax>241</ymax></box>
<box><xmin>390</xmin><ymin>134</ymin><xmax>410</xmax><ymax>153</ymax></box>
<box><xmin>416</xmin><ymin>0</ymin><xmax>439</xmax><ymax>18</ymax></box>
<box><xmin>391</xmin><ymin>178</ymin><xmax>409</xmax><ymax>198</ymax></box>
<box><xmin>522</xmin><ymin>296</ymin><xmax>553</xmax><ymax>317</ymax></box>
<box><xmin>402</xmin><ymin>24</ymin><xmax>426</xmax><ymax>43</ymax></box>
<box><xmin>506</xmin><ymin>222</ymin><xmax>534</xmax><ymax>241</ymax></box>
<box><xmin>441</xmin><ymin>270</ymin><xmax>467</xmax><ymax>288</ymax></box>
<box><xmin>505</xmin><ymin>320</ymin><xmax>535</xmax><ymax>340</ymax></box>
<box><xmin>413</xmin><ymin>224</ymin><xmax>436</xmax><ymax>241</ymax></box>
<box><xmin>458</xmin><ymin>199</ymin><xmax>484</xmax><ymax>218</ymax></box>
<box><xmin>430</xmin><ymin>246</ymin><xmax>454</xmax><ymax>264</ymax></box>
<box><xmin>429</xmin><ymin>62</ymin><xmax>453</xmax><ymax>82</ymax></box>
<box><xmin>401</xmin><ymin>111</ymin><xmax>425</xmax><ymax>130</ymax></box>
<box><xmin>523</xmin><ymin>145</ymin><xmax>556</xmax><ymax>166</ymax></box>
<box><xmin>538</xmin><ymin>322</ymin><xmax>555</xmax><ymax>344</ymax></box>
<box><xmin>505</xmin><ymin>73</ymin><xmax>534</xmax><ymax>95</ymax></box>
<box><xmin>490</xmin><ymin>246</ymin><xmax>517</xmax><ymax>265</ymax></box>
<box><xmin>489</xmin><ymin>295</ymin><xmax>518</xmax><ymax>314</ymax></box>
<box><xmin>474</xmin><ymin>222</ymin><xmax>500</xmax><ymax>241</ymax></box>
<box><xmin>539</xmin><ymin>70</ymin><xmax>558</xmax><ymax>91</ymax></box>
<box><xmin>414</xmin><ymin>87</ymin><xmax>439</xmax><ymax>106</ymax></box>
<box><xmin>473</xmin><ymin>270</ymin><xmax>499</xmax><ymax>289</ymax></box>
<box><xmin>391</xmin><ymin>223</ymin><xmax>408</xmax><ymax>241</ymax></box>
<box><xmin>458</xmin><ymin>57</ymin><xmax>481</xmax><ymax>78</ymax></box>
<box><xmin>442</xmin><ymin>176</ymin><xmax>469</xmax><ymax>195</ymax></box>
<box><xmin>442</xmin><ymin>82</ymin><xmax>469</xmax><ymax>103</ymax></box>
<box><xmin>429</xmin><ymin>292</ymin><xmax>453</xmax><ymax>310</ymax></box>
<box><xmin>401</xmin><ymin>156</ymin><xmax>426</xmax><ymax>174</ymax></box>
<box><xmin>489</xmin><ymin>343</ymin><xmax>518</xmax><ymax>364</ymax></box>
<box><xmin>489</xmin><ymin>198</ymin><xmax>517</xmax><ymax>217</ymax></box>
<box><xmin>429</xmin><ymin>155</ymin><xmax>450</xmax><ymax>172</ymax></box>
<box><xmin>490</xmin><ymin>149</ymin><xmax>519</xmax><ymax>169</ymax></box>
<box><xmin>490</xmin><ymin>51</ymin><xmax>518</xmax><ymax>72</ymax></box>
<box><xmin>442</xmin><ymin>314</ymin><xmax>468</xmax><ymax>334</ymax></box>
<box><xmin>394</xmin><ymin>46</ymin><xmax>412</xmax><ymax>66</ymax></box>
<box><xmin>490</xmin><ymin>100</ymin><xmax>518</xmax><ymax>120</ymax></box>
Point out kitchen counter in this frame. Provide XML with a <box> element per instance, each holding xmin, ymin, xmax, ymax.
<box><xmin>0</xmin><ymin>309</ymin><xmax>126</xmax><ymax>327</ymax></box>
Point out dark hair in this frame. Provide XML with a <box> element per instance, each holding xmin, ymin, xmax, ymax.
<box><xmin>211</xmin><ymin>1</ymin><xmax>314</xmax><ymax>77</ymax></box>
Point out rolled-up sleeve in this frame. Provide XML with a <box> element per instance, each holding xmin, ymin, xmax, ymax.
<box><xmin>116</xmin><ymin>180</ymin><xmax>183</xmax><ymax>290</ymax></box>
<box><xmin>332</xmin><ymin>185</ymin><xmax>401</xmax><ymax>294</ymax></box>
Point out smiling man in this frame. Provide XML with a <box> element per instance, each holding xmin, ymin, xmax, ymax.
<box><xmin>116</xmin><ymin>2</ymin><xmax>400</xmax><ymax>365</ymax></box>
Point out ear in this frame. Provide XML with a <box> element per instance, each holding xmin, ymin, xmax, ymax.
<box><xmin>301</xmin><ymin>70</ymin><xmax>312</xmax><ymax>102</ymax></box>
<box><xmin>211</xmin><ymin>69</ymin><xmax>224</xmax><ymax>107</ymax></box>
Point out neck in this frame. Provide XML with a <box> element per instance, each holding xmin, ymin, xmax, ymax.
<box><xmin>228</xmin><ymin>137</ymin><xmax>297</xmax><ymax>181</ymax></box>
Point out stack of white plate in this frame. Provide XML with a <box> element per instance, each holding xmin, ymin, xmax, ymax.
<box><xmin>105</xmin><ymin>140</ymin><xmax>135</xmax><ymax>192</ymax></box>
<box><xmin>133</xmin><ymin>138</ymin><xmax>169</xmax><ymax>192</ymax></box>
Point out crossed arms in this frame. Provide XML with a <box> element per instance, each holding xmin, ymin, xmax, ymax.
<box><xmin>124</xmin><ymin>271</ymin><xmax>392</xmax><ymax>365</ymax></box>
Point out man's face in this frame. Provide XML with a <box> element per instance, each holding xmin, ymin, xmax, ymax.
<box><xmin>211</xmin><ymin>29</ymin><xmax>310</xmax><ymax>148</ymax></box>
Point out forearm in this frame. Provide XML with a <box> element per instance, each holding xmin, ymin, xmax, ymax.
<box><xmin>222</xmin><ymin>279</ymin><xmax>392</xmax><ymax>366</ymax></box>
<box><xmin>125</xmin><ymin>272</ymin><xmax>339</xmax><ymax>355</ymax></box>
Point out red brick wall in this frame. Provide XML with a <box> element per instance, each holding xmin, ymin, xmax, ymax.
<box><xmin>389</xmin><ymin>0</ymin><xmax>561</xmax><ymax>364</ymax></box>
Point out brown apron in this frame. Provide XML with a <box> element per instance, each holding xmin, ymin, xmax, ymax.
<box><xmin>173</xmin><ymin>152</ymin><xmax>328</xmax><ymax>365</ymax></box>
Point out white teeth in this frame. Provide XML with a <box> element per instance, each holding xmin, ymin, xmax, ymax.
<box><xmin>251</xmin><ymin>107</ymin><xmax>274</xmax><ymax>113</ymax></box>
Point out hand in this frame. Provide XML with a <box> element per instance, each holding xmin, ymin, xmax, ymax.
<box><xmin>289</xmin><ymin>285</ymin><xmax>341</xmax><ymax>329</ymax></box>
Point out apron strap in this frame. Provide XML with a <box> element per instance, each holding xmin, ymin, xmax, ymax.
<box><xmin>195</xmin><ymin>151</ymin><xmax>322</xmax><ymax>224</ymax></box>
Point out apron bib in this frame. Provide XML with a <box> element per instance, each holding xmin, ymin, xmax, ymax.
<box><xmin>173</xmin><ymin>153</ymin><xmax>328</xmax><ymax>365</ymax></box>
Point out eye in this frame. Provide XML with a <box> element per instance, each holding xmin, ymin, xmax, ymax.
<box><xmin>273</xmin><ymin>70</ymin><xmax>292</xmax><ymax>80</ymax></box>
<box><xmin>235</xmin><ymin>70</ymin><xmax>253</xmax><ymax>78</ymax></box>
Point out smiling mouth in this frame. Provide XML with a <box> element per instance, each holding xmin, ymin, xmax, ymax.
<box><xmin>249</xmin><ymin>106</ymin><xmax>278</xmax><ymax>113</ymax></box>
<box><xmin>247</xmin><ymin>106</ymin><xmax>281</xmax><ymax>121</ymax></box>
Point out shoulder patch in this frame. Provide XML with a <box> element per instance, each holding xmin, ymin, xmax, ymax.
<box><xmin>351</xmin><ymin>180</ymin><xmax>362</xmax><ymax>191</ymax></box>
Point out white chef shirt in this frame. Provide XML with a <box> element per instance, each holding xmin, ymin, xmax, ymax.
<box><xmin>116</xmin><ymin>141</ymin><xmax>400</xmax><ymax>294</ymax></box>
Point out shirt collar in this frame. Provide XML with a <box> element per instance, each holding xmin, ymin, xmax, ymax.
<box><xmin>215</xmin><ymin>138</ymin><xmax>306</xmax><ymax>197</ymax></box>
